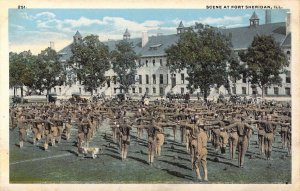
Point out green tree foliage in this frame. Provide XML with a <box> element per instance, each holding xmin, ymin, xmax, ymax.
<box><xmin>111</xmin><ymin>40</ymin><xmax>139</xmax><ymax>93</ymax></box>
<box><xmin>69</xmin><ymin>35</ymin><xmax>110</xmax><ymax>95</ymax></box>
<box><xmin>32</xmin><ymin>47</ymin><xmax>65</xmax><ymax>94</ymax></box>
<box><xmin>239</xmin><ymin>35</ymin><xmax>289</xmax><ymax>97</ymax></box>
<box><xmin>9</xmin><ymin>51</ymin><xmax>36</xmax><ymax>96</ymax></box>
<box><xmin>166</xmin><ymin>26</ymin><xmax>236</xmax><ymax>100</ymax></box>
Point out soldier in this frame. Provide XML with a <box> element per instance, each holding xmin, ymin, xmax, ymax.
<box><xmin>287</xmin><ymin>125</ymin><xmax>291</xmax><ymax>157</ymax></box>
<box><xmin>257</xmin><ymin>116</ymin><xmax>266</xmax><ymax>155</ymax></box>
<box><xmin>50</xmin><ymin>115</ymin><xmax>59</xmax><ymax>147</ymax></box>
<box><xmin>146</xmin><ymin>119</ymin><xmax>159</xmax><ymax>166</ymax></box>
<box><xmin>155</xmin><ymin>120</ymin><xmax>164</xmax><ymax>157</ymax></box>
<box><xmin>43</xmin><ymin>120</ymin><xmax>53</xmax><ymax>151</ymax></box>
<box><xmin>225</xmin><ymin>117</ymin><xmax>255</xmax><ymax>168</ymax></box>
<box><xmin>64</xmin><ymin>117</ymin><xmax>72</xmax><ymax>141</ymax></box>
<box><xmin>193</xmin><ymin>123</ymin><xmax>208</xmax><ymax>181</ymax></box>
<box><xmin>119</xmin><ymin>119</ymin><xmax>132</xmax><ymax>160</ymax></box>
<box><xmin>280</xmin><ymin>121</ymin><xmax>289</xmax><ymax>149</ymax></box>
<box><xmin>31</xmin><ymin>118</ymin><xmax>44</xmax><ymax>145</ymax></box>
<box><xmin>17</xmin><ymin>113</ymin><xmax>28</xmax><ymax>148</ymax></box>
<box><xmin>255</xmin><ymin>115</ymin><xmax>289</xmax><ymax>160</ymax></box>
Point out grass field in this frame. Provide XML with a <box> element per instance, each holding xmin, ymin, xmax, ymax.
<box><xmin>9</xmin><ymin>119</ymin><xmax>291</xmax><ymax>184</ymax></box>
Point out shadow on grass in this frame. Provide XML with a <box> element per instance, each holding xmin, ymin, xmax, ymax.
<box><xmin>161</xmin><ymin>168</ymin><xmax>194</xmax><ymax>181</ymax></box>
<box><xmin>207</xmin><ymin>157</ymin><xmax>238</xmax><ymax>168</ymax></box>
<box><xmin>166</xmin><ymin>148</ymin><xmax>188</xmax><ymax>155</ymax></box>
<box><xmin>104</xmin><ymin>153</ymin><xmax>122</xmax><ymax>160</ymax></box>
<box><xmin>106</xmin><ymin>148</ymin><xmax>120</xmax><ymax>155</ymax></box>
<box><xmin>158</xmin><ymin>159</ymin><xmax>192</xmax><ymax>171</ymax></box>
<box><xmin>128</xmin><ymin>156</ymin><xmax>149</xmax><ymax>165</ymax></box>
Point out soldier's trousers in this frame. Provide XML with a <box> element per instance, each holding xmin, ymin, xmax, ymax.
<box><xmin>258</xmin><ymin>134</ymin><xmax>265</xmax><ymax>155</ymax></box>
<box><xmin>229</xmin><ymin>132</ymin><xmax>238</xmax><ymax>159</ymax></box>
<box><xmin>264</xmin><ymin>133</ymin><xmax>274</xmax><ymax>159</ymax></box>
<box><xmin>220</xmin><ymin>131</ymin><xmax>228</xmax><ymax>152</ymax></box>
<box><xmin>19</xmin><ymin>128</ymin><xmax>26</xmax><ymax>147</ymax></box>
<box><xmin>281</xmin><ymin>131</ymin><xmax>288</xmax><ymax>149</ymax></box>
<box><xmin>50</xmin><ymin>126</ymin><xmax>58</xmax><ymax>146</ymax></box>
<box><xmin>193</xmin><ymin>148</ymin><xmax>208</xmax><ymax>180</ymax></box>
<box><xmin>237</xmin><ymin>135</ymin><xmax>249</xmax><ymax>167</ymax></box>
<box><xmin>156</xmin><ymin>134</ymin><xmax>164</xmax><ymax>156</ymax></box>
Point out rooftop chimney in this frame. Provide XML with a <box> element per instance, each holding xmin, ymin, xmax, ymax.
<box><xmin>265</xmin><ymin>10</ymin><xmax>271</xmax><ymax>24</ymax></box>
<box><xmin>142</xmin><ymin>31</ymin><xmax>148</xmax><ymax>48</ymax></box>
<box><xmin>286</xmin><ymin>12</ymin><xmax>291</xmax><ymax>35</ymax></box>
<box><xmin>50</xmin><ymin>41</ymin><xmax>55</xmax><ymax>50</ymax></box>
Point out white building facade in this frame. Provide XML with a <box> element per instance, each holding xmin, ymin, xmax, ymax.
<box><xmin>10</xmin><ymin>11</ymin><xmax>291</xmax><ymax>99</ymax></box>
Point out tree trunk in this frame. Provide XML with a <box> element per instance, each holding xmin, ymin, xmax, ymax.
<box><xmin>13</xmin><ymin>87</ymin><xmax>16</xmax><ymax>97</ymax></box>
<box><xmin>21</xmin><ymin>86</ymin><xmax>23</xmax><ymax>97</ymax></box>
<box><xmin>203</xmin><ymin>89</ymin><xmax>208</xmax><ymax>103</ymax></box>
<box><xmin>47</xmin><ymin>89</ymin><xmax>50</xmax><ymax>102</ymax></box>
<box><xmin>261</xmin><ymin>85</ymin><xmax>264</xmax><ymax>99</ymax></box>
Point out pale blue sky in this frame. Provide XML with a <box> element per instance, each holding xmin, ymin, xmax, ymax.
<box><xmin>9</xmin><ymin>9</ymin><xmax>288</xmax><ymax>54</ymax></box>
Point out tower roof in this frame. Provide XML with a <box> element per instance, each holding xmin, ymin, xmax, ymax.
<box><xmin>178</xmin><ymin>21</ymin><xmax>184</xmax><ymax>28</ymax></box>
<box><xmin>74</xmin><ymin>30</ymin><xmax>82</xmax><ymax>37</ymax></box>
<box><xmin>250</xmin><ymin>11</ymin><xmax>259</xmax><ymax>20</ymax></box>
<box><xmin>124</xmin><ymin>28</ymin><xmax>130</xmax><ymax>36</ymax></box>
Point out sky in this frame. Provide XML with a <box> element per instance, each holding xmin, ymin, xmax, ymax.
<box><xmin>9</xmin><ymin>9</ymin><xmax>288</xmax><ymax>54</ymax></box>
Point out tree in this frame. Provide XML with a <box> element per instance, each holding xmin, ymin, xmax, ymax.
<box><xmin>166</xmin><ymin>25</ymin><xmax>236</xmax><ymax>101</ymax></box>
<box><xmin>69</xmin><ymin>35</ymin><xmax>110</xmax><ymax>95</ymax></box>
<box><xmin>111</xmin><ymin>40</ymin><xmax>139</xmax><ymax>93</ymax></box>
<box><xmin>9</xmin><ymin>51</ymin><xmax>36</xmax><ymax>97</ymax></box>
<box><xmin>239</xmin><ymin>35</ymin><xmax>289</xmax><ymax>98</ymax></box>
<box><xmin>32</xmin><ymin>47</ymin><xmax>65</xmax><ymax>95</ymax></box>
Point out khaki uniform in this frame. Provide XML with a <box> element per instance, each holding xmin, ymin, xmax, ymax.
<box><xmin>193</xmin><ymin>129</ymin><xmax>208</xmax><ymax>181</ymax></box>
<box><xmin>257</xmin><ymin>124</ymin><xmax>265</xmax><ymax>155</ymax></box>
<box><xmin>226</xmin><ymin>122</ymin><xmax>254</xmax><ymax>167</ymax></box>
<box><xmin>147</xmin><ymin>126</ymin><xmax>158</xmax><ymax>165</ymax></box>
<box><xmin>119</xmin><ymin>124</ymin><xmax>131</xmax><ymax>160</ymax></box>
<box><xmin>17</xmin><ymin>116</ymin><xmax>27</xmax><ymax>148</ymax></box>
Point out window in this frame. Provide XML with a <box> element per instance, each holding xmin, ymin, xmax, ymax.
<box><xmin>146</xmin><ymin>60</ymin><xmax>148</xmax><ymax>67</ymax></box>
<box><xmin>132</xmin><ymin>88</ymin><xmax>136</xmax><ymax>94</ymax></box>
<box><xmin>152</xmin><ymin>74</ymin><xmax>156</xmax><ymax>84</ymax></box>
<box><xmin>54</xmin><ymin>88</ymin><xmax>56</xmax><ymax>93</ymax></box>
<box><xmin>232</xmin><ymin>87</ymin><xmax>236</xmax><ymax>95</ymax></box>
<box><xmin>167</xmin><ymin>74</ymin><xmax>169</xmax><ymax>84</ymax></box>
<box><xmin>59</xmin><ymin>88</ymin><xmax>61</xmax><ymax>95</ymax></box>
<box><xmin>274</xmin><ymin>87</ymin><xmax>279</xmax><ymax>95</ymax></box>
<box><xmin>264</xmin><ymin>87</ymin><xmax>268</xmax><ymax>96</ymax></box>
<box><xmin>139</xmin><ymin>75</ymin><xmax>142</xmax><ymax>84</ymax></box>
<box><xmin>181</xmin><ymin>88</ymin><xmax>184</xmax><ymax>94</ymax></box>
<box><xmin>139</xmin><ymin>87</ymin><xmax>142</xmax><ymax>94</ymax></box>
<box><xmin>146</xmin><ymin>75</ymin><xmax>149</xmax><ymax>84</ymax></box>
<box><xmin>286</xmin><ymin>51</ymin><xmax>291</xmax><ymax>60</ymax></box>
<box><xmin>230</xmin><ymin>76</ymin><xmax>236</xmax><ymax>83</ymax></box>
<box><xmin>286</xmin><ymin>71</ymin><xmax>291</xmax><ymax>83</ymax></box>
<box><xmin>285</xmin><ymin>87</ymin><xmax>291</xmax><ymax>96</ymax></box>
<box><xmin>146</xmin><ymin>88</ymin><xmax>149</xmax><ymax>94</ymax></box>
<box><xmin>107</xmin><ymin>79</ymin><xmax>111</xmax><ymax>87</ymax></box>
<box><xmin>113</xmin><ymin>76</ymin><xmax>117</xmax><ymax>85</ymax></box>
<box><xmin>138</xmin><ymin>59</ymin><xmax>141</xmax><ymax>65</ymax></box>
<box><xmin>153</xmin><ymin>59</ymin><xmax>155</xmax><ymax>66</ymax></box>
<box><xmin>160</xmin><ymin>59</ymin><xmax>163</xmax><ymax>66</ymax></box>
<box><xmin>153</xmin><ymin>87</ymin><xmax>156</xmax><ymax>94</ymax></box>
<box><xmin>79</xmin><ymin>88</ymin><xmax>82</xmax><ymax>94</ymax></box>
<box><xmin>242</xmin><ymin>73</ymin><xmax>247</xmax><ymax>83</ymax></box>
<box><xmin>114</xmin><ymin>88</ymin><xmax>117</xmax><ymax>94</ymax></box>
<box><xmin>159</xmin><ymin>87</ymin><xmax>164</xmax><ymax>95</ymax></box>
<box><xmin>171</xmin><ymin>74</ymin><xmax>176</xmax><ymax>88</ymax></box>
<box><xmin>160</xmin><ymin>74</ymin><xmax>164</xmax><ymax>84</ymax></box>
<box><xmin>181</xmin><ymin>73</ymin><xmax>185</xmax><ymax>84</ymax></box>
<box><xmin>242</xmin><ymin>87</ymin><xmax>246</xmax><ymax>95</ymax></box>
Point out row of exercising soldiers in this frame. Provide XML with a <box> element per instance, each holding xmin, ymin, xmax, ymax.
<box><xmin>9</xmin><ymin>100</ymin><xmax>291</xmax><ymax>181</ymax></box>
